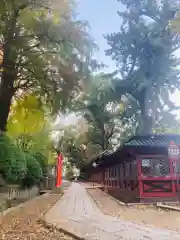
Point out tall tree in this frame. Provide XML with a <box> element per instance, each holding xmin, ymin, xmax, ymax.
<box><xmin>0</xmin><ymin>0</ymin><xmax>95</xmax><ymax>132</ymax></box>
<box><xmin>105</xmin><ymin>0</ymin><xmax>180</xmax><ymax>134</ymax></box>
<box><xmin>57</xmin><ymin>123</ymin><xmax>90</xmax><ymax>168</ymax></box>
<box><xmin>73</xmin><ymin>75</ymin><xmax>115</xmax><ymax>150</ymax></box>
<box><xmin>73</xmin><ymin>74</ymin><xmax>136</xmax><ymax>151</ymax></box>
<box><xmin>7</xmin><ymin>94</ymin><xmax>53</xmax><ymax>163</ymax></box>
<box><xmin>7</xmin><ymin>94</ymin><xmax>47</xmax><ymax>136</ymax></box>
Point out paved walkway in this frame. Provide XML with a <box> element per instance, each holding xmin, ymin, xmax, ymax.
<box><xmin>45</xmin><ymin>183</ymin><xmax>180</xmax><ymax>239</ymax></box>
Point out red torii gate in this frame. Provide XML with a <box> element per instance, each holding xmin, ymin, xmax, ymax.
<box><xmin>56</xmin><ymin>152</ymin><xmax>63</xmax><ymax>187</ymax></box>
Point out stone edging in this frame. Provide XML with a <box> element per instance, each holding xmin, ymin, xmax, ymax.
<box><xmin>0</xmin><ymin>182</ymin><xmax>72</xmax><ymax>217</ymax></box>
<box><xmin>40</xmin><ymin>183</ymin><xmax>84</xmax><ymax>240</ymax></box>
<box><xmin>89</xmin><ymin>187</ymin><xmax>127</xmax><ymax>206</ymax></box>
<box><xmin>40</xmin><ymin>218</ymin><xmax>84</xmax><ymax>240</ymax></box>
<box><xmin>156</xmin><ymin>203</ymin><xmax>180</xmax><ymax>212</ymax></box>
<box><xmin>88</xmin><ymin>188</ymin><xmax>180</xmax><ymax>212</ymax></box>
<box><xmin>40</xmin><ymin>183</ymin><xmax>83</xmax><ymax>240</ymax></box>
<box><xmin>0</xmin><ymin>193</ymin><xmax>50</xmax><ymax>217</ymax></box>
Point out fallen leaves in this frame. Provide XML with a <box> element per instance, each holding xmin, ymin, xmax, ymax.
<box><xmin>87</xmin><ymin>188</ymin><xmax>180</xmax><ymax>232</ymax></box>
<box><xmin>0</xmin><ymin>193</ymin><xmax>75</xmax><ymax>240</ymax></box>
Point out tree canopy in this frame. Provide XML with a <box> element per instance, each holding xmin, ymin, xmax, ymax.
<box><xmin>1</xmin><ymin>0</ymin><xmax>180</xmax><ymax>179</ymax></box>
<box><xmin>105</xmin><ymin>0</ymin><xmax>180</xmax><ymax>134</ymax></box>
<box><xmin>0</xmin><ymin>0</ymin><xmax>99</xmax><ymax>184</ymax></box>
<box><xmin>0</xmin><ymin>0</ymin><xmax>96</xmax><ymax>132</ymax></box>
<box><xmin>7</xmin><ymin>94</ymin><xmax>47</xmax><ymax>136</ymax></box>
<box><xmin>55</xmin><ymin>0</ymin><xmax>180</xmax><ymax>170</ymax></box>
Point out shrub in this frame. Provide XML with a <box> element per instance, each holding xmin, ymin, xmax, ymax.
<box><xmin>32</xmin><ymin>152</ymin><xmax>48</xmax><ymax>176</ymax></box>
<box><xmin>22</xmin><ymin>153</ymin><xmax>43</xmax><ymax>188</ymax></box>
<box><xmin>0</xmin><ymin>135</ymin><xmax>27</xmax><ymax>184</ymax></box>
<box><xmin>66</xmin><ymin>167</ymin><xmax>74</xmax><ymax>180</ymax></box>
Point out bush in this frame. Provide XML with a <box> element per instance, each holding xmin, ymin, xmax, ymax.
<box><xmin>66</xmin><ymin>167</ymin><xmax>74</xmax><ymax>180</ymax></box>
<box><xmin>32</xmin><ymin>152</ymin><xmax>48</xmax><ymax>176</ymax></box>
<box><xmin>0</xmin><ymin>135</ymin><xmax>27</xmax><ymax>184</ymax></box>
<box><xmin>22</xmin><ymin>153</ymin><xmax>43</xmax><ymax>188</ymax></box>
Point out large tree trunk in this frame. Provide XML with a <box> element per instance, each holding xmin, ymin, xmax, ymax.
<box><xmin>0</xmin><ymin>72</ymin><xmax>15</xmax><ymax>132</ymax></box>
<box><xmin>0</xmin><ymin>9</ymin><xmax>20</xmax><ymax>132</ymax></box>
<box><xmin>136</xmin><ymin>88</ymin><xmax>153</xmax><ymax>135</ymax></box>
<box><xmin>137</xmin><ymin>113</ymin><xmax>153</xmax><ymax>135</ymax></box>
<box><xmin>0</xmin><ymin>48</ymin><xmax>16</xmax><ymax>132</ymax></box>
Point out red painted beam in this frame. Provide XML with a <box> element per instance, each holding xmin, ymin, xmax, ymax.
<box><xmin>56</xmin><ymin>153</ymin><xmax>63</xmax><ymax>187</ymax></box>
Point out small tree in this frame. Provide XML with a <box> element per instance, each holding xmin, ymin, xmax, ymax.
<box><xmin>22</xmin><ymin>153</ymin><xmax>43</xmax><ymax>188</ymax></box>
<box><xmin>7</xmin><ymin>94</ymin><xmax>54</xmax><ymax>171</ymax></box>
<box><xmin>65</xmin><ymin>163</ymin><xmax>74</xmax><ymax>180</ymax></box>
<box><xmin>32</xmin><ymin>152</ymin><xmax>48</xmax><ymax>176</ymax></box>
<box><xmin>0</xmin><ymin>135</ymin><xmax>27</xmax><ymax>184</ymax></box>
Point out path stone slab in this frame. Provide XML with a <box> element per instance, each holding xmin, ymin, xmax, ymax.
<box><xmin>44</xmin><ymin>183</ymin><xmax>180</xmax><ymax>240</ymax></box>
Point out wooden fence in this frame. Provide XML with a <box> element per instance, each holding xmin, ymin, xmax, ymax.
<box><xmin>40</xmin><ymin>177</ymin><xmax>56</xmax><ymax>191</ymax></box>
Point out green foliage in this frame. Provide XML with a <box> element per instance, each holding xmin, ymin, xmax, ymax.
<box><xmin>0</xmin><ymin>134</ymin><xmax>46</xmax><ymax>187</ymax></box>
<box><xmin>105</xmin><ymin>0</ymin><xmax>180</xmax><ymax>134</ymax></box>
<box><xmin>13</xmin><ymin>132</ymin><xmax>52</xmax><ymax>158</ymax></box>
<box><xmin>73</xmin><ymin>75</ymin><xmax>114</xmax><ymax>150</ymax></box>
<box><xmin>32</xmin><ymin>152</ymin><xmax>48</xmax><ymax>176</ymax></box>
<box><xmin>57</xmin><ymin>74</ymin><xmax>138</xmax><ymax>168</ymax></box>
<box><xmin>57</xmin><ymin>126</ymin><xmax>88</xmax><ymax>168</ymax></box>
<box><xmin>0</xmin><ymin>135</ymin><xmax>27</xmax><ymax>184</ymax></box>
<box><xmin>65</xmin><ymin>164</ymin><xmax>74</xmax><ymax>180</ymax></box>
<box><xmin>7</xmin><ymin>94</ymin><xmax>55</xmax><ymax>168</ymax></box>
<box><xmin>73</xmin><ymin>74</ymin><xmax>136</xmax><ymax>151</ymax></box>
<box><xmin>4</xmin><ymin>94</ymin><xmax>53</xmax><ymax>186</ymax></box>
<box><xmin>55</xmin><ymin>0</ymin><xmax>180</xmax><ymax>173</ymax></box>
<box><xmin>7</xmin><ymin>94</ymin><xmax>47</xmax><ymax>136</ymax></box>
<box><xmin>13</xmin><ymin>133</ymin><xmax>52</xmax><ymax>181</ymax></box>
<box><xmin>0</xmin><ymin>0</ymin><xmax>97</xmax><ymax>132</ymax></box>
<box><xmin>22</xmin><ymin>152</ymin><xmax>43</xmax><ymax>188</ymax></box>
<box><xmin>56</xmin><ymin>1</ymin><xmax>180</xmax><ymax>170</ymax></box>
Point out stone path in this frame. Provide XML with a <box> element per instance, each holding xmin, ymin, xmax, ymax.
<box><xmin>45</xmin><ymin>183</ymin><xmax>180</xmax><ymax>239</ymax></box>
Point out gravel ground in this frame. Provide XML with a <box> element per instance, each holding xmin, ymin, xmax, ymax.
<box><xmin>87</xmin><ymin>188</ymin><xmax>180</xmax><ymax>232</ymax></box>
<box><xmin>0</xmin><ymin>193</ymin><xmax>75</xmax><ymax>240</ymax></box>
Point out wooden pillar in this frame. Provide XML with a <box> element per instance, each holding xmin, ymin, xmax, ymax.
<box><xmin>107</xmin><ymin>169</ymin><xmax>108</xmax><ymax>186</ymax></box>
<box><xmin>56</xmin><ymin>153</ymin><xmax>63</xmax><ymax>187</ymax></box>
<box><xmin>116</xmin><ymin>165</ymin><xmax>119</xmax><ymax>188</ymax></box>
<box><xmin>102</xmin><ymin>170</ymin><xmax>105</xmax><ymax>186</ymax></box>
<box><xmin>119</xmin><ymin>165</ymin><xmax>122</xmax><ymax>188</ymax></box>
<box><xmin>110</xmin><ymin>167</ymin><xmax>113</xmax><ymax>187</ymax></box>
<box><xmin>137</xmin><ymin>157</ymin><xmax>143</xmax><ymax>198</ymax></box>
<box><xmin>109</xmin><ymin>167</ymin><xmax>112</xmax><ymax>187</ymax></box>
<box><xmin>112</xmin><ymin>167</ymin><xmax>114</xmax><ymax>188</ymax></box>
<box><xmin>114</xmin><ymin>166</ymin><xmax>117</xmax><ymax>188</ymax></box>
<box><xmin>168</xmin><ymin>141</ymin><xmax>180</xmax><ymax>195</ymax></box>
<box><xmin>129</xmin><ymin>162</ymin><xmax>132</xmax><ymax>190</ymax></box>
<box><xmin>105</xmin><ymin>169</ymin><xmax>107</xmax><ymax>186</ymax></box>
<box><xmin>169</xmin><ymin>157</ymin><xmax>176</xmax><ymax>194</ymax></box>
<box><xmin>115</xmin><ymin>166</ymin><xmax>117</xmax><ymax>188</ymax></box>
<box><xmin>116</xmin><ymin>165</ymin><xmax>118</xmax><ymax>188</ymax></box>
<box><xmin>123</xmin><ymin>164</ymin><xmax>125</xmax><ymax>189</ymax></box>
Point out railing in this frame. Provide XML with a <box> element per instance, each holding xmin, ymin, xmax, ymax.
<box><xmin>40</xmin><ymin>177</ymin><xmax>56</xmax><ymax>191</ymax></box>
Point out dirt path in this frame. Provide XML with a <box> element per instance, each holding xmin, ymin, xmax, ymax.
<box><xmin>87</xmin><ymin>188</ymin><xmax>180</xmax><ymax>232</ymax></box>
<box><xmin>0</xmin><ymin>193</ymin><xmax>75</xmax><ymax>240</ymax></box>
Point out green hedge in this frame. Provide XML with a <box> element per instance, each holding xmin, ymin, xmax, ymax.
<box><xmin>21</xmin><ymin>153</ymin><xmax>43</xmax><ymax>188</ymax></box>
<box><xmin>0</xmin><ymin>135</ymin><xmax>46</xmax><ymax>187</ymax></box>
<box><xmin>0</xmin><ymin>135</ymin><xmax>27</xmax><ymax>184</ymax></box>
<box><xmin>32</xmin><ymin>152</ymin><xmax>48</xmax><ymax>176</ymax></box>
